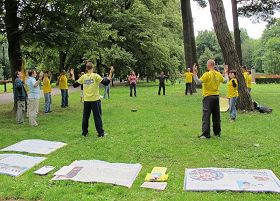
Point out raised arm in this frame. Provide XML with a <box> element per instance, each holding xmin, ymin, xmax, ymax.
<box><xmin>193</xmin><ymin>64</ymin><xmax>202</xmax><ymax>85</ymax></box>
<box><xmin>70</xmin><ymin>69</ymin><xmax>81</xmax><ymax>88</ymax></box>
<box><xmin>100</xmin><ymin>66</ymin><xmax>114</xmax><ymax>86</ymax></box>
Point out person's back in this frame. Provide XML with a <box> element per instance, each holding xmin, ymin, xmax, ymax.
<box><xmin>81</xmin><ymin>72</ymin><xmax>102</xmax><ymax>101</ymax></box>
<box><xmin>201</xmin><ymin>70</ymin><xmax>224</xmax><ymax>97</ymax></box>
<box><xmin>59</xmin><ymin>74</ymin><xmax>68</xmax><ymax>90</ymax></box>
<box><xmin>43</xmin><ymin>77</ymin><xmax>51</xmax><ymax>94</ymax></box>
<box><xmin>26</xmin><ymin>76</ymin><xmax>40</xmax><ymax>99</ymax></box>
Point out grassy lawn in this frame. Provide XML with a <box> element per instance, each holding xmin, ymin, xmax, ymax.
<box><xmin>0</xmin><ymin>83</ymin><xmax>13</xmax><ymax>93</ymax></box>
<box><xmin>0</xmin><ymin>82</ymin><xmax>280</xmax><ymax>201</ymax></box>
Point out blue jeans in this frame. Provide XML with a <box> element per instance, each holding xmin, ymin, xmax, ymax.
<box><xmin>61</xmin><ymin>89</ymin><xmax>68</xmax><ymax>107</ymax></box>
<box><xmin>229</xmin><ymin>97</ymin><xmax>238</xmax><ymax>119</ymax></box>
<box><xmin>44</xmin><ymin>93</ymin><xmax>52</xmax><ymax>112</ymax></box>
<box><xmin>104</xmin><ymin>85</ymin><xmax>110</xmax><ymax>99</ymax></box>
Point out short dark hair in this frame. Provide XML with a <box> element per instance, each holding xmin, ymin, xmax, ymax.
<box><xmin>229</xmin><ymin>70</ymin><xmax>237</xmax><ymax>76</ymax></box>
<box><xmin>86</xmin><ymin>62</ymin><xmax>93</xmax><ymax>70</ymax></box>
<box><xmin>242</xmin><ymin>65</ymin><xmax>247</xmax><ymax>70</ymax></box>
<box><xmin>15</xmin><ymin>71</ymin><xmax>20</xmax><ymax>77</ymax></box>
<box><xmin>28</xmin><ymin>70</ymin><xmax>35</xmax><ymax>76</ymax></box>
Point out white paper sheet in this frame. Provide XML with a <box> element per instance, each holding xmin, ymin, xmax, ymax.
<box><xmin>1</xmin><ymin>139</ymin><xmax>67</xmax><ymax>155</ymax></box>
<box><xmin>0</xmin><ymin>154</ymin><xmax>46</xmax><ymax>177</ymax></box>
<box><xmin>52</xmin><ymin>160</ymin><xmax>142</xmax><ymax>188</ymax></box>
<box><xmin>141</xmin><ymin>182</ymin><xmax>167</xmax><ymax>190</ymax></box>
<box><xmin>34</xmin><ymin>166</ymin><xmax>55</xmax><ymax>175</ymax></box>
<box><xmin>184</xmin><ymin>168</ymin><xmax>280</xmax><ymax>193</ymax></box>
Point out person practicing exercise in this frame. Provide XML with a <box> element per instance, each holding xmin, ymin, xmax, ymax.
<box><xmin>157</xmin><ymin>71</ymin><xmax>168</xmax><ymax>95</ymax></box>
<box><xmin>70</xmin><ymin>62</ymin><xmax>114</xmax><ymax>137</ymax></box>
<box><xmin>193</xmin><ymin>60</ymin><xmax>228</xmax><ymax>139</ymax></box>
<box><xmin>227</xmin><ymin>70</ymin><xmax>238</xmax><ymax>122</ymax></box>
<box><xmin>184</xmin><ymin>67</ymin><xmax>194</xmax><ymax>95</ymax></box>
<box><xmin>128</xmin><ymin>71</ymin><xmax>138</xmax><ymax>97</ymax></box>
<box><xmin>14</xmin><ymin>71</ymin><xmax>27</xmax><ymax>124</ymax></box>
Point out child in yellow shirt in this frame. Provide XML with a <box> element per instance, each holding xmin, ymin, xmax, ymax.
<box><xmin>227</xmin><ymin>70</ymin><xmax>238</xmax><ymax>122</ymax></box>
<box><xmin>43</xmin><ymin>71</ymin><xmax>52</xmax><ymax>113</ymax></box>
<box><xmin>58</xmin><ymin>70</ymin><xmax>68</xmax><ymax>108</ymax></box>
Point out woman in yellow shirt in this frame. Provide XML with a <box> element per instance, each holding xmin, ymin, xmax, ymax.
<box><xmin>227</xmin><ymin>70</ymin><xmax>238</xmax><ymax>122</ymax></box>
<box><xmin>42</xmin><ymin>71</ymin><xmax>52</xmax><ymax>113</ymax></box>
<box><xmin>58</xmin><ymin>70</ymin><xmax>68</xmax><ymax>108</ymax></box>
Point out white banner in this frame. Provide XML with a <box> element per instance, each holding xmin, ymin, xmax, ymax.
<box><xmin>184</xmin><ymin>168</ymin><xmax>280</xmax><ymax>193</ymax></box>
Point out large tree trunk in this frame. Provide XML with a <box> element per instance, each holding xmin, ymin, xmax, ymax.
<box><xmin>181</xmin><ymin>0</ymin><xmax>198</xmax><ymax>92</ymax></box>
<box><xmin>59</xmin><ymin>51</ymin><xmax>67</xmax><ymax>72</ymax></box>
<box><xmin>231</xmin><ymin>0</ymin><xmax>242</xmax><ymax>65</ymax></box>
<box><xmin>208</xmin><ymin>0</ymin><xmax>253</xmax><ymax>111</ymax></box>
<box><xmin>4</xmin><ymin>0</ymin><xmax>22</xmax><ymax>83</ymax></box>
<box><xmin>4</xmin><ymin>0</ymin><xmax>22</xmax><ymax>110</ymax></box>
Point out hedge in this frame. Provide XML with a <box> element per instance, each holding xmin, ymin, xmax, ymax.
<box><xmin>255</xmin><ymin>78</ymin><xmax>280</xmax><ymax>84</ymax></box>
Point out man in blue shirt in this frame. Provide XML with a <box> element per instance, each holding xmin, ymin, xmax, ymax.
<box><xmin>26</xmin><ymin>70</ymin><xmax>43</xmax><ymax>126</ymax></box>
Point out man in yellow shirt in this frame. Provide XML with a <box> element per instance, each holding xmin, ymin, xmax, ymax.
<box><xmin>193</xmin><ymin>60</ymin><xmax>228</xmax><ymax>139</ymax></box>
<box><xmin>58</xmin><ymin>70</ymin><xmax>68</xmax><ymax>108</ymax></box>
<box><xmin>184</xmin><ymin>68</ymin><xmax>194</xmax><ymax>95</ymax></box>
<box><xmin>71</xmin><ymin>62</ymin><xmax>114</xmax><ymax>137</ymax></box>
<box><xmin>42</xmin><ymin>71</ymin><xmax>52</xmax><ymax>113</ymax></box>
<box><xmin>227</xmin><ymin>70</ymin><xmax>238</xmax><ymax>122</ymax></box>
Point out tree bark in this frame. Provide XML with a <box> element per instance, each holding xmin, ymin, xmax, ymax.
<box><xmin>181</xmin><ymin>0</ymin><xmax>198</xmax><ymax>92</ymax></box>
<box><xmin>59</xmin><ymin>51</ymin><xmax>67</xmax><ymax>72</ymax></box>
<box><xmin>208</xmin><ymin>0</ymin><xmax>253</xmax><ymax>111</ymax></box>
<box><xmin>231</xmin><ymin>0</ymin><xmax>242</xmax><ymax>65</ymax></box>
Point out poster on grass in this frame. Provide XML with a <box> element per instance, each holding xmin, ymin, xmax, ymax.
<box><xmin>184</xmin><ymin>168</ymin><xmax>280</xmax><ymax>193</ymax></box>
<box><xmin>0</xmin><ymin>154</ymin><xmax>46</xmax><ymax>177</ymax></box>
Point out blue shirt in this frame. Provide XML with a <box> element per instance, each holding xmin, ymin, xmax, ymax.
<box><xmin>26</xmin><ymin>77</ymin><xmax>40</xmax><ymax>99</ymax></box>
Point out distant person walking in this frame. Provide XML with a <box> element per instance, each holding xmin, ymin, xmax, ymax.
<box><xmin>14</xmin><ymin>71</ymin><xmax>27</xmax><ymax>124</ymax></box>
<box><xmin>128</xmin><ymin>71</ymin><xmax>137</xmax><ymax>97</ymax></box>
<box><xmin>26</xmin><ymin>70</ymin><xmax>43</xmax><ymax>126</ymax></box>
<box><xmin>193</xmin><ymin>60</ymin><xmax>228</xmax><ymax>139</ymax></box>
<box><xmin>58</xmin><ymin>70</ymin><xmax>69</xmax><ymax>108</ymax></box>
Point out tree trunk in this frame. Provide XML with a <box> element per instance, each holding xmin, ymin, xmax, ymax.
<box><xmin>231</xmin><ymin>0</ymin><xmax>242</xmax><ymax>65</ymax></box>
<box><xmin>208</xmin><ymin>0</ymin><xmax>253</xmax><ymax>111</ymax></box>
<box><xmin>59</xmin><ymin>51</ymin><xmax>67</xmax><ymax>72</ymax></box>
<box><xmin>181</xmin><ymin>0</ymin><xmax>198</xmax><ymax>92</ymax></box>
<box><xmin>96</xmin><ymin>53</ymin><xmax>102</xmax><ymax>75</ymax></box>
<box><xmin>4</xmin><ymin>0</ymin><xmax>22</xmax><ymax>110</ymax></box>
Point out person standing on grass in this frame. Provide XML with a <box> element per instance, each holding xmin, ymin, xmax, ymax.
<box><xmin>14</xmin><ymin>71</ymin><xmax>27</xmax><ymax>124</ymax></box>
<box><xmin>42</xmin><ymin>71</ymin><xmax>52</xmax><ymax>113</ymax></box>
<box><xmin>247</xmin><ymin>70</ymin><xmax>252</xmax><ymax>93</ymax></box>
<box><xmin>184</xmin><ymin>67</ymin><xmax>194</xmax><ymax>95</ymax></box>
<box><xmin>242</xmin><ymin>65</ymin><xmax>249</xmax><ymax>92</ymax></box>
<box><xmin>193</xmin><ymin>60</ymin><xmax>228</xmax><ymax>139</ymax></box>
<box><xmin>70</xmin><ymin>62</ymin><xmax>114</xmax><ymax>137</ymax></box>
<box><xmin>103</xmin><ymin>73</ymin><xmax>110</xmax><ymax>99</ymax></box>
<box><xmin>58</xmin><ymin>70</ymin><xmax>68</xmax><ymax>108</ymax></box>
<box><xmin>157</xmin><ymin>71</ymin><xmax>168</xmax><ymax>95</ymax></box>
<box><xmin>26</xmin><ymin>70</ymin><xmax>43</xmax><ymax>127</ymax></box>
<box><xmin>79</xmin><ymin>72</ymin><xmax>85</xmax><ymax>102</ymax></box>
<box><xmin>227</xmin><ymin>70</ymin><xmax>238</xmax><ymax>122</ymax></box>
<box><xmin>128</xmin><ymin>71</ymin><xmax>137</xmax><ymax>97</ymax></box>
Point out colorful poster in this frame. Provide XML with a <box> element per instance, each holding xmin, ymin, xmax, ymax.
<box><xmin>184</xmin><ymin>168</ymin><xmax>280</xmax><ymax>193</ymax></box>
<box><xmin>0</xmin><ymin>154</ymin><xmax>46</xmax><ymax>177</ymax></box>
<box><xmin>1</xmin><ymin>139</ymin><xmax>67</xmax><ymax>155</ymax></box>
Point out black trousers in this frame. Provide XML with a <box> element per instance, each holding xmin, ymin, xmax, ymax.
<box><xmin>202</xmin><ymin>95</ymin><xmax>221</xmax><ymax>138</ymax></box>
<box><xmin>82</xmin><ymin>100</ymin><xmax>104</xmax><ymax>136</ymax></box>
<box><xmin>185</xmin><ymin>83</ymin><xmax>193</xmax><ymax>95</ymax></box>
<box><xmin>130</xmin><ymin>83</ymin><xmax>136</xmax><ymax>96</ymax></box>
<box><xmin>158</xmin><ymin>83</ymin><xmax>165</xmax><ymax>95</ymax></box>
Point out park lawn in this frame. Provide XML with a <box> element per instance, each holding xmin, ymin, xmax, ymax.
<box><xmin>0</xmin><ymin>82</ymin><xmax>280</xmax><ymax>201</ymax></box>
<box><xmin>0</xmin><ymin>83</ymin><xmax>13</xmax><ymax>93</ymax></box>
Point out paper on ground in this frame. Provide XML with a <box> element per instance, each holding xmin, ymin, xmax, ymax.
<box><xmin>0</xmin><ymin>154</ymin><xmax>46</xmax><ymax>177</ymax></box>
<box><xmin>220</xmin><ymin>97</ymin><xmax>229</xmax><ymax>112</ymax></box>
<box><xmin>34</xmin><ymin>166</ymin><xmax>55</xmax><ymax>175</ymax></box>
<box><xmin>52</xmin><ymin>160</ymin><xmax>142</xmax><ymax>188</ymax></box>
<box><xmin>1</xmin><ymin>139</ymin><xmax>67</xmax><ymax>155</ymax></box>
<box><xmin>145</xmin><ymin>167</ymin><xmax>168</xmax><ymax>182</ymax></box>
<box><xmin>184</xmin><ymin>168</ymin><xmax>280</xmax><ymax>193</ymax></box>
<box><xmin>141</xmin><ymin>182</ymin><xmax>167</xmax><ymax>190</ymax></box>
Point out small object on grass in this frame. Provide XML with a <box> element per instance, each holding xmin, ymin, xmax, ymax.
<box><xmin>131</xmin><ymin>109</ymin><xmax>137</xmax><ymax>112</ymax></box>
<box><xmin>34</xmin><ymin>166</ymin><xmax>55</xmax><ymax>175</ymax></box>
<box><xmin>141</xmin><ymin>182</ymin><xmax>167</xmax><ymax>191</ymax></box>
<box><xmin>254</xmin><ymin>144</ymin><xmax>260</xmax><ymax>147</ymax></box>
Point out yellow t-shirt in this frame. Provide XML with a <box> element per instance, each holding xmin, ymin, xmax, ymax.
<box><xmin>77</xmin><ymin>73</ymin><xmax>103</xmax><ymax>101</ymax></box>
<box><xmin>59</xmin><ymin>75</ymin><xmax>68</xmax><ymax>89</ymax></box>
<box><xmin>227</xmin><ymin>78</ymin><xmax>238</xmax><ymax>98</ymax></box>
<box><xmin>42</xmin><ymin>77</ymin><xmax>52</xmax><ymax>93</ymax></box>
<box><xmin>184</xmin><ymin>72</ymin><xmax>193</xmax><ymax>83</ymax></box>
<box><xmin>200</xmin><ymin>70</ymin><xmax>224</xmax><ymax>97</ymax></box>
<box><xmin>247</xmin><ymin>74</ymin><xmax>252</xmax><ymax>88</ymax></box>
<box><xmin>243</xmin><ymin>72</ymin><xmax>249</xmax><ymax>88</ymax></box>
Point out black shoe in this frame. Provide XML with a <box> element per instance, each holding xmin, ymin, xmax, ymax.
<box><xmin>82</xmin><ymin>133</ymin><xmax>88</xmax><ymax>137</ymax></box>
<box><xmin>214</xmin><ymin>133</ymin><xmax>221</xmax><ymax>137</ymax></box>
<box><xmin>98</xmin><ymin>133</ymin><xmax>107</xmax><ymax>137</ymax></box>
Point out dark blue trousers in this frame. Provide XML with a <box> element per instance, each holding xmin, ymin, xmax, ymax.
<box><xmin>82</xmin><ymin>100</ymin><xmax>104</xmax><ymax>136</ymax></box>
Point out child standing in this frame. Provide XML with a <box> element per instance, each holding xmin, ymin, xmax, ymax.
<box><xmin>103</xmin><ymin>73</ymin><xmax>110</xmax><ymax>99</ymax></box>
<box><xmin>184</xmin><ymin>68</ymin><xmax>194</xmax><ymax>95</ymax></box>
<box><xmin>157</xmin><ymin>71</ymin><xmax>168</xmax><ymax>95</ymax></box>
<box><xmin>42</xmin><ymin>71</ymin><xmax>52</xmax><ymax>113</ymax></box>
<box><xmin>128</xmin><ymin>71</ymin><xmax>137</xmax><ymax>97</ymax></box>
<box><xmin>58</xmin><ymin>70</ymin><xmax>68</xmax><ymax>108</ymax></box>
<box><xmin>227</xmin><ymin>70</ymin><xmax>238</xmax><ymax>122</ymax></box>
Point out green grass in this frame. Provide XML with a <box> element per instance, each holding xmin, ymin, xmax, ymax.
<box><xmin>0</xmin><ymin>83</ymin><xmax>280</xmax><ymax>201</ymax></box>
<box><xmin>0</xmin><ymin>83</ymin><xmax>13</xmax><ymax>93</ymax></box>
